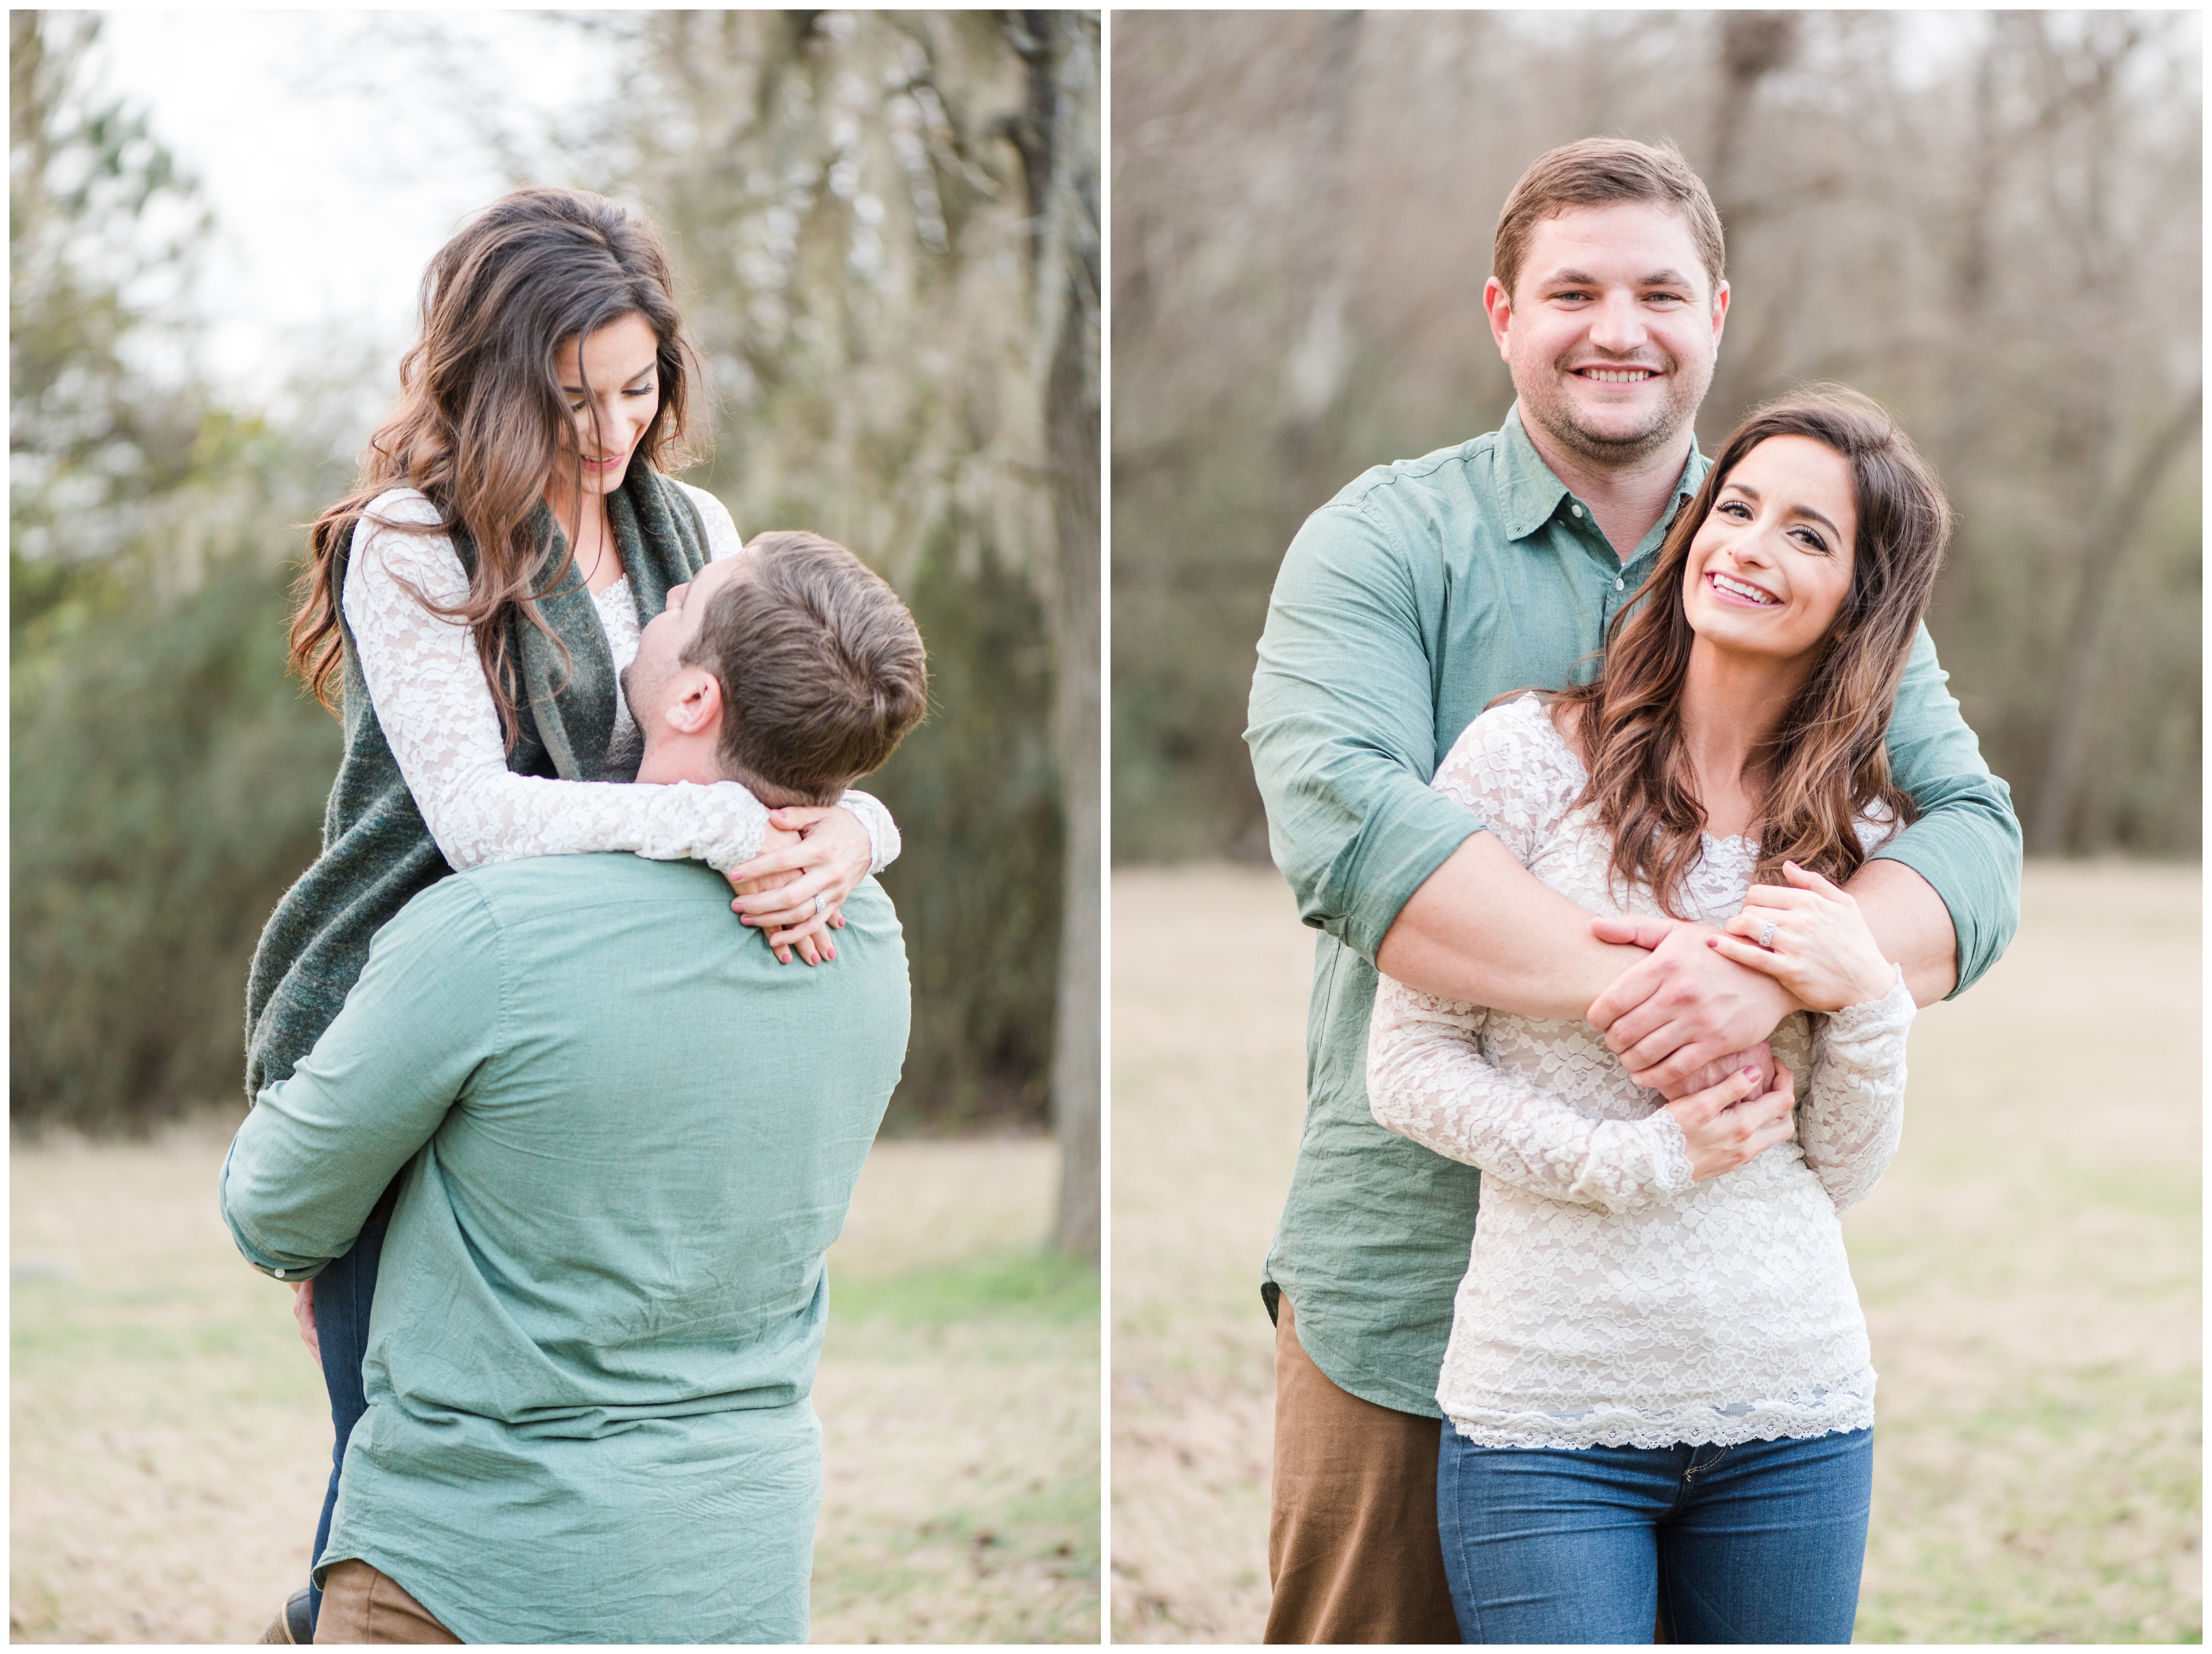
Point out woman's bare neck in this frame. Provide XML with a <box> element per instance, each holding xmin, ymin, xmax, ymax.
<box><xmin>1678</xmin><ymin>640</ymin><xmax>1813</xmax><ymax>837</ymax></box>
<box><xmin>545</xmin><ymin>480</ymin><xmax>624</xmax><ymax>592</ymax></box>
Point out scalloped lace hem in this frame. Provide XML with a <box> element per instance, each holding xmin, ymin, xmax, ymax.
<box><xmin>1445</xmin><ymin>1372</ymin><xmax>1876</xmax><ymax>1450</ymax></box>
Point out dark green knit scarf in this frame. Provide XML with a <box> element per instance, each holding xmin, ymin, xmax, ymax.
<box><xmin>243</xmin><ymin>467</ymin><xmax>709</xmax><ymax>1099</ymax></box>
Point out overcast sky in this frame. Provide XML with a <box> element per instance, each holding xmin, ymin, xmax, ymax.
<box><xmin>91</xmin><ymin>11</ymin><xmax>612</xmax><ymax>421</ymax></box>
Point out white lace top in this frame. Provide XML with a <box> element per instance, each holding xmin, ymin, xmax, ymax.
<box><xmin>1366</xmin><ymin>695</ymin><xmax>1912</xmax><ymax>1451</ymax></box>
<box><xmin>339</xmin><ymin>484</ymin><xmax>899</xmax><ymax>877</ymax></box>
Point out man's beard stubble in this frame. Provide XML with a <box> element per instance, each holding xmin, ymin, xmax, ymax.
<box><xmin>1524</xmin><ymin>352</ymin><xmax>1705</xmax><ymax>472</ymax></box>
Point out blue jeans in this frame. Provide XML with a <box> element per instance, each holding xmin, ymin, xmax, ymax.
<box><xmin>1437</xmin><ymin>1426</ymin><xmax>1873</xmax><ymax>1645</ymax></box>
<box><xmin>305</xmin><ymin>1191</ymin><xmax>394</xmax><ymax>1632</ymax></box>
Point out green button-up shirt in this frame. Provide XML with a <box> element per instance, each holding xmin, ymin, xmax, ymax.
<box><xmin>1245</xmin><ymin>403</ymin><xmax>2021</xmax><ymax>1417</ymax></box>
<box><xmin>219</xmin><ymin>854</ymin><xmax>910</xmax><ymax>1643</ymax></box>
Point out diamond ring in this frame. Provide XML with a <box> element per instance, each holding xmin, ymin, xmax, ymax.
<box><xmin>1758</xmin><ymin>918</ymin><xmax>1777</xmax><ymax>949</ymax></box>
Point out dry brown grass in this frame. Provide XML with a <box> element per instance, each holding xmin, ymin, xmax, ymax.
<box><xmin>1110</xmin><ymin>867</ymin><xmax>1311</xmax><ymax>1643</ymax></box>
<box><xmin>11</xmin><ymin>1118</ymin><xmax>330</xmax><ymax>1645</ymax></box>
<box><xmin>11</xmin><ymin>1129</ymin><xmax>1098</xmax><ymax>1644</ymax></box>
<box><xmin>1109</xmin><ymin>860</ymin><xmax>2201</xmax><ymax>1644</ymax></box>
<box><xmin>810</xmin><ymin>1138</ymin><xmax>1101</xmax><ymax>1645</ymax></box>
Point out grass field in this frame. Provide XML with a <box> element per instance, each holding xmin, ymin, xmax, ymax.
<box><xmin>10</xmin><ymin>1128</ymin><xmax>1098</xmax><ymax>1644</ymax></box>
<box><xmin>1110</xmin><ymin>860</ymin><xmax>2201</xmax><ymax>1644</ymax></box>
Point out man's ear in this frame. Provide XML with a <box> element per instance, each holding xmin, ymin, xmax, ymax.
<box><xmin>1709</xmin><ymin>278</ymin><xmax>1731</xmax><ymax>346</ymax></box>
<box><xmin>1483</xmin><ymin>274</ymin><xmax>1514</xmax><ymax>359</ymax></box>
<box><xmin>660</xmin><ymin>664</ymin><xmax>724</xmax><ymax>739</ymax></box>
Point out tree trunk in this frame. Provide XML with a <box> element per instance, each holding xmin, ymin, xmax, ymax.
<box><xmin>1009</xmin><ymin>12</ymin><xmax>1102</xmax><ymax>1258</ymax></box>
<box><xmin>1706</xmin><ymin>11</ymin><xmax>1799</xmax><ymax>210</ymax></box>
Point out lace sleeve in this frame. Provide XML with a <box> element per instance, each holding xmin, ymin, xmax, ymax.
<box><xmin>1799</xmin><ymin>971</ymin><xmax>1914</xmax><ymax>1212</ymax></box>
<box><xmin>1367</xmin><ymin>974</ymin><xmax>1694</xmax><ymax>1213</ymax></box>
<box><xmin>685</xmin><ymin>482</ymin><xmax>901</xmax><ymax>872</ymax></box>
<box><xmin>830</xmin><ymin>789</ymin><xmax>899</xmax><ymax>869</ymax></box>
<box><xmin>342</xmin><ymin>492</ymin><xmax>775</xmax><ymax>873</ymax></box>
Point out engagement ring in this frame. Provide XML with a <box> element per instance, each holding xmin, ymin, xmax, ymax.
<box><xmin>814</xmin><ymin>894</ymin><xmax>827</xmax><ymax>918</ymax></box>
<box><xmin>1758</xmin><ymin>918</ymin><xmax>1777</xmax><ymax>949</ymax></box>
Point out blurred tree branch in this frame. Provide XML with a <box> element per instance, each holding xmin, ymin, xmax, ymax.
<box><xmin>10</xmin><ymin>10</ymin><xmax>213</xmax><ymax>572</ymax></box>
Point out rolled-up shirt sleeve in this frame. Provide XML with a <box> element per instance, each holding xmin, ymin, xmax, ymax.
<box><xmin>1246</xmin><ymin>502</ymin><xmax>1478</xmax><ymax>963</ymax></box>
<box><xmin>1868</xmin><ymin>624</ymin><xmax>2022</xmax><ymax>996</ymax></box>
<box><xmin>219</xmin><ymin>879</ymin><xmax>502</xmax><ymax>1280</ymax></box>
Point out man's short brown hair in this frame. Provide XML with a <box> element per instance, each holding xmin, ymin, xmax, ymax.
<box><xmin>682</xmin><ymin>530</ymin><xmax>928</xmax><ymax>806</ymax></box>
<box><xmin>1492</xmin><ymin>137</ymin><xmax>1725</xmax><ymax>303</ymax></box>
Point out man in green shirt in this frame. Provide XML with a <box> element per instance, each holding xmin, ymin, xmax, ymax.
<box><xmin>1246</xmin><ymin>139</ymin><xmax>2019</xmax><ymax>1641</ymax></box>
<box><xmin>221</xmin><ymin>532</ymin><xmax>928</xmax><ymax>1643</ymax></box>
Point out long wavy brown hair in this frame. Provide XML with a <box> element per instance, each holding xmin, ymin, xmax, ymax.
<box><xmin>1552</xmin><ymin>386</ymin><xmax>1953</xmax><ymax>918</ymax></box>
<box><xmin>289</xmin><ymin>187</ymin><xmax>704</xmax><ymax>744</ymax></box>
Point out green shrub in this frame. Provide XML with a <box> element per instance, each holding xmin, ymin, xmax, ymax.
<box><xmin>11</xmin><ymin>546</ymin><xmax>341</xmax><ymax>1132</ymax></box>
<box><xmin>868</xmin><ymin>525</ymin><xmax>1063</xmax><ymax>1132</ymax></box>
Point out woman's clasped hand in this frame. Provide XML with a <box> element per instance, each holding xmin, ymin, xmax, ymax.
<box><xmin>1665</xmin><ymin>1057</ymin><xmax>1797</xmax><ymax>1183</ymax></box>
<box><xmin>726</xmin><ymin>806</ymin><xmax>873</xmax><ymax>965</ymax></box>
<box><xmin>1710</xmin><ymin>860</ymin><xmax>1900</xmax><ymax>1013</ymax></box>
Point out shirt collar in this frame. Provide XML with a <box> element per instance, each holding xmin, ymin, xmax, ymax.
<box><xmin>1497</xmin><ymin>401</ymin><xmax>1710</xmax><ymax>552</ymax></box>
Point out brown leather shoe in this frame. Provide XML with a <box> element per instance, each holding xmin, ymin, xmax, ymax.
<box><xmin>258</xmin><ymin>1587</ymin><xmax>313</xmax><ymax>1644</ymax></box>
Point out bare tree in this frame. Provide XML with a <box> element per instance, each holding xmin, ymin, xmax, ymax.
<box><xmin>1112</xmin><ymin>11</ymin><xmax>2202</xmax><ymax>864</ymax></box>
<box><xmin>1003</xmin><ymin>12</ymin><xmax>1102</xmax><ymax>1257</ymax></box>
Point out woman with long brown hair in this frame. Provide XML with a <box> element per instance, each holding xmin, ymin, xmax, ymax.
<box><xmin>1366</xmin><ymin>387</ymin><xmax>1948</xmax><ymax>1644</ymax></box>
<box><xmin>243</xmin><ymin>186</ymin><xmax>899</xmax><ymax>1641</ymax></box>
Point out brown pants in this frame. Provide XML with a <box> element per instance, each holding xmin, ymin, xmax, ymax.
<box><xmin>313</xmin><ymin>1560</ymin><xmax>459</xmax><ymax>1645</ymax></box>
<box><xmin>1265</xmin><ymin>1299</ymin><xmax>1462</xmax><ymax>1644</ymax></box>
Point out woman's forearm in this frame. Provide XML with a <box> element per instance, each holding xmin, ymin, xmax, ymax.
<box><xmin>1797</xmin><ymin>979</ymin><xmax>1914</xmax><ymax>1211</ymax></box>
<box><xmin>1366</xmin><ymin>978</ymin><xmax>1693</xmax><ymax>1213</ymax></box>
<box><xmin>343</xmin><ymin>503</ymin><xmax>777</xmax><ymax>871</ymax></box>
<box><xmin>831</xmin><ymin>789</ymin><xmax>899</xmax><ymax>871</ymax></box>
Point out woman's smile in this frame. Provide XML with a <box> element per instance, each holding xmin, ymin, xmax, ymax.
<box><xmin>1705</xmin><ymin>569</ymin><xmax>1778</xmax><ymax>607</ymax></box>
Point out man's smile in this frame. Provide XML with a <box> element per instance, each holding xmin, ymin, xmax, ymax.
<box><xmin>1572</xmin><ymin>365</ymin><xmax>1660</xmax><ymax>383</ymax></box>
